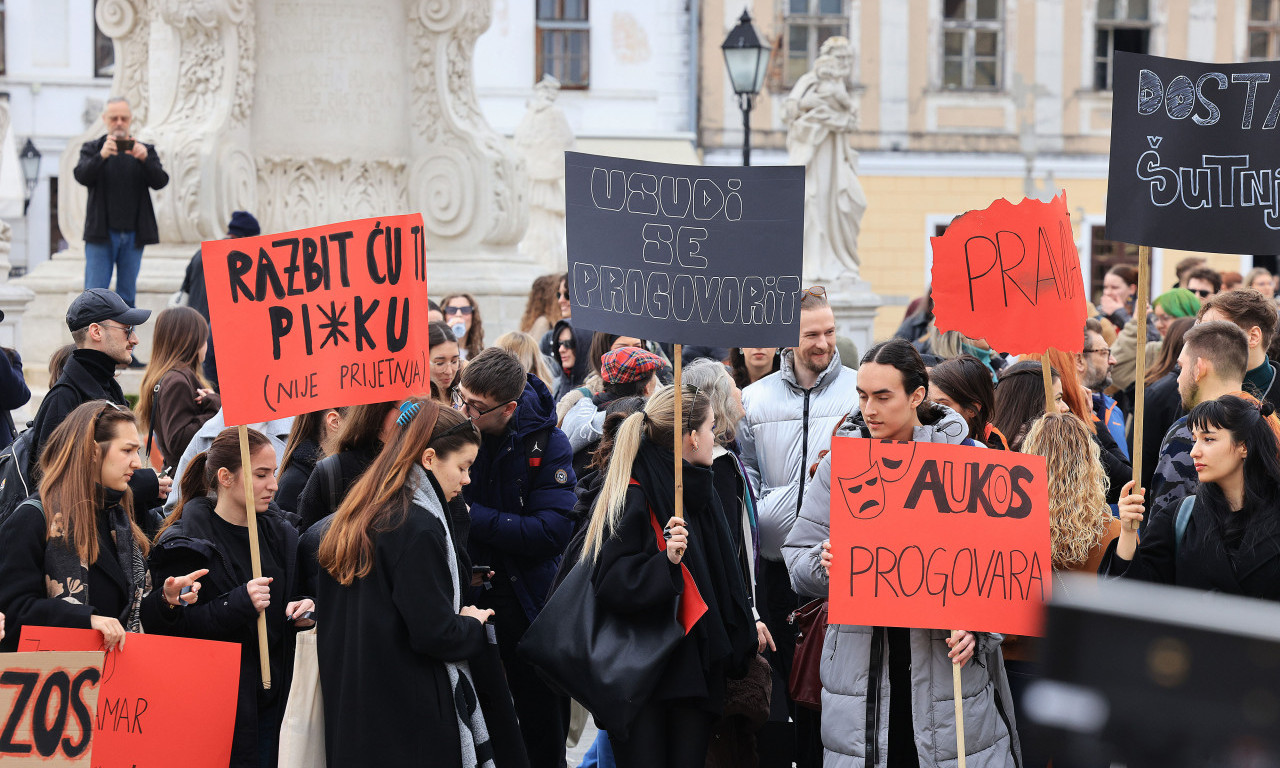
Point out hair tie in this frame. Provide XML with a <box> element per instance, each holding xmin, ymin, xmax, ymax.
<box><xmin>396</xmin><ymin>400</ymin><xmax>421</xmax><ymax>426</ymax></box>
<box><xmin>641</xmin><ymin>411</ymin><xmax>649</xmax><ymax>424</ymax></box>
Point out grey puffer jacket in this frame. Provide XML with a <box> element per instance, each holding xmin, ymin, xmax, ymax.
<box><xmin>739</xmin><ymin>347</ymin><xmax>859</xmax><ymax>561</ymax></box>
<box><xmin>782</xmin><ymin>406</ymin><xmax>1021</xmax><ymax>768</ymax></box>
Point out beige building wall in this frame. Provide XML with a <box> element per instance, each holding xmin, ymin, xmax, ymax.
<box><xmin>699</xmin><ymin>0</ymin><xmax>1260</xmax><ymax>345</ymax></box>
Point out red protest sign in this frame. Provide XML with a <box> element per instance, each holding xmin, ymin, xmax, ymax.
<box><xmin>930</xmin><ymin>192</ymin><xmax>1088</xmax><ymax>355</ymax></box>
<box><xmin>19</xmin><ymin>627</ymin><xmax>240</xmax><ymax>768</ymax></box>
<box><xmin>0</xmin><ymin>651</ymin><xmax>103</xmax><ymax>766</ymax></box>
<box><xmin>201</xmin><ymin>213</ymin><xmax>430</xmax><ymax>425</ymax></box>
<box><xmin>827</xmin><ymin>437</ymin><xmax>1051</xmax><ymax>636</ymax></box>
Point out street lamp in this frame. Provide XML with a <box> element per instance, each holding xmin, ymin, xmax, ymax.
<box><xmin>721</xmin><ymin>9</ymin><xmax>770</xmax><ymax>166</ymax></box>
<box><xmin>19</xmin><ymin>139</ymin><xmax>41</xmax><ymax>215</ymax></box>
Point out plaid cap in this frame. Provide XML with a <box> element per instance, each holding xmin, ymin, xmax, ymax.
<box><xmin>601</xmin><ymin>347</ymin><xmax>664</xmax><ymax>384</ymax></box>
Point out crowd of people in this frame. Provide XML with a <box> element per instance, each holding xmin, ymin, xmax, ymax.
<box><xmin>1</xmin><ymin>245</ymin><xmax>1279</xmax><ymax>768</ymax></box>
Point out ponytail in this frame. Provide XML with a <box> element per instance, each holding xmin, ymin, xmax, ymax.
<box><xmin>581</xmin><ymin>411</ymin><xmax>645</xmax><ymax>564</ymax></box>
<box><xmin>155</xmin><ymin>451</ymin><xmax>210</xmax><ymax>540</ymax></box>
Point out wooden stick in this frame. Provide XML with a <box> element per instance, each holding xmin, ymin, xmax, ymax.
<box><xmin>673</xmin><ymin>344</ymin><xmax>684</xmax><ymax>520</ymax></box>
<box><xmin>952</xmin><ymin>629</ymin><xmax>967</xmax><ymax>768</ymax></box>
<box><xmin>1042</xmin><ymin>350</ymin><xmax>1056</xmax><ymax>414</ymax></box>
<box><xmin>1129</xmin><ymin>245</ymin><xmax>1151</xmax><ymax>533</ymax></box>
<box><xmin>238</xmin><ymin>425</ymin><xmax>272</xmax><ymax>690</ymax></box>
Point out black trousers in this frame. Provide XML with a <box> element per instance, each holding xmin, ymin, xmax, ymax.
<box><xmin>757</xmin><ymin>558</ymin><xmax>825</xmax><ymax>768</ymax></box>
<box><xmin>610</xmin><ymin>701</ymin><xmax>716</xmax><ymax>768</ymax></box>
<box><xmin>483</xmin><ymin>590</ymin><xmax>568</xmax><ymax>768</ymax></box>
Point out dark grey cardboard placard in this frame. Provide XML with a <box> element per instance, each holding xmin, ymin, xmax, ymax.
<box><xmin>1107</xmin><ymin>51</ymin><xmax>1280</xmax><ymax>254</ymax></box>
<box><xmin>565</xmin><ymin>151</ymin><xmax>805</xmax><ymax>347</ymax></box>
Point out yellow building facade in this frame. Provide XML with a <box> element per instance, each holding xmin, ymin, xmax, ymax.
<box><xmin>699</xmin><ymin>0</ymin><xmax>1268</xmax><ymax>341</ymax></box>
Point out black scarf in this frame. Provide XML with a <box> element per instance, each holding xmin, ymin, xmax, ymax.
<box><xmin>43</xmin><ymin>487</ymin><xmax>147</xmax><ymax>632</ymax></box>
<box><xmin>631</xmin><ymin>439</ymin><xmax>756</xmax><ymax>677</ymax></box>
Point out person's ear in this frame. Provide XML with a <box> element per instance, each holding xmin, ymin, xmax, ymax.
<box><xmin>1074</xmin><ymin>353</ymin><xmax>1087</xmax><ymax>375</ymax></box>
<box><xmin>421</xmin><ymin>447</ymin><xmax>436</xmax><ymax>470</ymax></box>
<box><xmin>1194</xmin><ymin>357</ymin><xmax>1210</xmax><ymax>382</ymax></box>
<box><xmin>324</xmin><ymin>410</ymin><xmax>342</xmax><ymax>434</ymax></box>
<box><xmin>503</xmin><ymin>401</ymin><xmax>519</xmax><ymax>419</ymax></box>
<box><xmin>908</xmin><ymin>386</ymin><xmax>926</xmax><ymax>409</ymax></box>
<box><xmin>1249</xmin><ymin>325</ymin><xmax>1264</xmax><ymax>350</ymax></box>
<box><xmin>217</xmin><ymin>466</ymin><xmax>235</xmax><ymax>488</ymax></box>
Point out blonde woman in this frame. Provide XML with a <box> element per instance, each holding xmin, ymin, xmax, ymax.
<box><xmin>1008</xmin><ymin>411</ymin><xmax>1120</xmax><ymax>768</ymax></box>
<box><xmin>494</xmin><ymin>330</ymin><xmax>558</xmax><ymax>394</ymax></box>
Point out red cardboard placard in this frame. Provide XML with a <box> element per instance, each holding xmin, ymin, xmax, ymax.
<box><xmin>930</xmin><ymin>192</ymin><xmax>1088</xmax><ymax>355</ymax></box>
<box><xmin>827</xmin><ymin>437</ymin><xmax>1051</xmax><ymax>636</ymax></box>
<box><xmin>201</xmin><ymin>213</ymin><xmax>430</xmax><ymax>426</ymax></box>
<box><xmin>0</xmin><ymin>651</ymin><xmax>104</xmax><ymax>766</ymax></box>
<box><xmin>18</xmin><ymin>627</ymin><xmax>240</xmax><ymax>768</ymax></box>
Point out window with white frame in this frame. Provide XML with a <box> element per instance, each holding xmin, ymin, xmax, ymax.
<box><xmin>783</xmin><ymin>0</ymin><xmax>848</xmax><ymax>87</ymax></box>
<box><xmin>1094</xmin><ymin>0</ymin><xmax>1151</xmax><ymax>91</ymax></box>
<box><xmin>536</xmin><ymin>0</ymin><xmax>589</xmax><ymax>88</ymax></box>
<box><xmin>94</xmin><ymin>0</ymin><xmax>114</xmax><ymax>77</ymax></box>
<box><xmin>941</xmin><ymin>0</ymin><xmax>1002</xmax><ymax>90</ymax></box>
<box><xmin>1250</xmin><ymin>0</ymin><xmax>1280</xmax><ymax>61</ymax></box>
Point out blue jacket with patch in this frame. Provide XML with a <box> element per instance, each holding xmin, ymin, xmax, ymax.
<box><xmin>464</xmin><ymin>374</ymin><xmax>577</xmax><ymax>622</ymax></box>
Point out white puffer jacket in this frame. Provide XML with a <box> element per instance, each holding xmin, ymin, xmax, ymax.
<box><xmin>739</xmin><ymin>348</ymin><xmax>858</xmax><ymax>561</ymax></box>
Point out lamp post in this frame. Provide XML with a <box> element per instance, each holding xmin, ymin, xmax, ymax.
<box><xmin>721</xmin><ymin>9</ymin><xmax>770</xmax><ymax>167</ymax></box>
<box><xmin>19</xmin><ymin>139</ymin><xmax>41</xmax><ymax>215</ymax></box>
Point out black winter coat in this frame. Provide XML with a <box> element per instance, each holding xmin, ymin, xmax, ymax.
<box><xmin>276</xmin><ymin>438</ymin><xmax>321</xmax><ymax>516</ymax></box>
<box><xmin>0</xmin><ymin>498</ymin><xmax>136</xmax><ymax>652</ymax></box>
<box><xmin>142</xmin><ymin>499</ymin><xmax>303</xmax><ymax>768</ymax></box>
<box><xmin>73</xmin><ymin>135</ymin><xmax>168</xmax><ymax>245</ymax></box>
<box><xmin>1101</xmin><ymin>493</ymin><xmax>1280</xmax><ymax>599</ymax></box>
<box><xmin>316</xmin><ymin>476</ymin><xmax>489</xmax><ymax>767</ymax></box>
<box><xmin>295</xmin><ymin>446</ymin><xmax>378</xmax><ymax>532</ymax></box>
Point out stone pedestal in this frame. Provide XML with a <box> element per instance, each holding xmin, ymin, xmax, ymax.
<box><xmin>828</xmin><ymin>277</ymin><xmax>881</xmax><ymax>360</ymax></box>
<box><xmin>20</xmin><ymin>0</ymin><xmax>537</xmax><ymax>393</ymax></box>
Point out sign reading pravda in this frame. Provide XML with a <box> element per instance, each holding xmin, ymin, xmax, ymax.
<box><xmin>1107</xmin><ymin>51</ymin><xmax>1280</xmax><ymax>254</ymax></box>
<box><xmin>827</xmin><ymin>437</ymin><xmax>1051</xmax><ymax>636</ymax></box>
<box><xmin>201</xmin><ymin>213</ymin><xmax>429</xmax><ymax>425</ymax></box>
<box><xmin>565</xmin><ymin>151</ymin><xmax>805</xmax><ymax>348</ymax></box>
<box><xmin>929</xmin><ymin>192</ymin><xmax>1087</xmax><ymax>356</ymax></box>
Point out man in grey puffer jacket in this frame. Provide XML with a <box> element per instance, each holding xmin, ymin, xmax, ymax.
<box><xmin>783</xmin><ymin>381</ymin><xmax>1021</xmax><ymax>767</ymax></box>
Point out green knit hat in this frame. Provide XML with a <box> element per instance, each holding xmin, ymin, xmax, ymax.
<box><xmin>1153</xmin><ymin>288</ymin><xmax>1201</xmax><ymax>318</ymax></box>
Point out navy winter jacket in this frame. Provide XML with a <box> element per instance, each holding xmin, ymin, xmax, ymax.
<box><xmin>464</xmin><ymin>373</ymin><xmax>576</xmax><ymax>622</ymax></box>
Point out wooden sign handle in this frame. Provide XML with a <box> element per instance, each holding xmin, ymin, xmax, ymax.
<box><xmin>673</xmin><ymin>344</ymin><xmax>684</xmax><ymax>521</ymax></box>
<box><xmin>1042</xmin><ymin>350</ymin><xmax>1056</xmax><ymax>415</ymax></box>
<box><xmin>1128</xmin><ymin>245</ymin><xmax>1151</xmax><ymax>533</ymax></box>
<box><xmin>952</xmin><ymin>629</ymin><xmax>967</xmax><ymax>768</ymax></box>
<box><xmin>239</xmin><ymin>425</ymin><xmax>272</xmax><ymax>690</ymax></box>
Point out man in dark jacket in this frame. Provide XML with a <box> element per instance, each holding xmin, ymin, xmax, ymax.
<box><xmin>0</xmin><ymin>309</ymin><xmax>31</xmax><ymax>448</ymax></box>
<box><xmin>181</xmin><ymin>210</ymin><xmax>260</xmax><ymax>387</ymax></box>
<box><xmin>29</xmin><ymin>289</ymin><xmax>168</xmax><ymax>510</ymax></box>
<box><xmin>73</xmin><ymin>97</ymin><xmax>168</xmax><ymax>312</ymax></box>
<box><xmin>460</xmin><ymin>348</ymin><xmax>576</xmax><ymax>768</ymax></box>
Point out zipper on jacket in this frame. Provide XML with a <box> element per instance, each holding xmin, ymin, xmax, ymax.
<box><xmin>796</xmin><ymin>389</ymin><xmax>812</xmax><ymax>517</ymax></box>
<box><xmin>866</xmin><ymin>628</ymin><xmax>884</xmax><ymax>767</ymax></box>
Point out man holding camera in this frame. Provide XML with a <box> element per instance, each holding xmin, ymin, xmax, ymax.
<box><xmin>73</xmin><ymin>97</ymin><xmax>168</xmax><ymax>325</ymax></box>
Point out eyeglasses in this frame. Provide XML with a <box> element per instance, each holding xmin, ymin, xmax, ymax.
<box><xmin>462</xmin><ymin>397</ymin><xmax>511</xmax><ymax>420</ymax></box>
<box><xmin>557</xmin><ymin>291</ymin><xmax>569</xmax><ymax>300</ymax></box>
<box><xmin>802</xmin><ymin>286</ymin><xmax>827</xmax><ymax>300</ymax></box>
<box><xmin>444</xmin><ymin>306</ymin><xmax>474</xmax><ymax>316</ymax></box>
<box><xmin>556</xmin><ymin>340</ymin><xmax>575</xmax><ymax>350</ymax></box>
<box><xmin>1190</xmin><ymin>288</ymin><xmax>1212</xmax><ymax>298</ymax></box>
<box><xmin>1081</xmin><ymin>348</ymin><xmax>1111</xmax><ymax>357</ymax></box>
<box><xmin>100</xmin><ymin>322</ymin><xmax>137</xmax><ymax>337</ymax></box>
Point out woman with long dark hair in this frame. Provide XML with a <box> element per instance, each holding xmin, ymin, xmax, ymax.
<box><xmin>576</xmin><ymin>385</ymin><xmax>757</xmax><ymax>767</ymax></box>
<box><xmin>316</xmin><ymin>400</ymin><xmax>497</xmax><ymax>766</ymax></box>
<box><xmin>992</xmin><ymin>361</ymin><xmax>1070</xmax><ymax>450</ymax></box>
<box><xmin>145</xmin><ymin>427</ymin><xmax>311</xmax><ymax>767</ymax></box>
<box><xmin>295</xmin><ymin>400</ymin><xmax>399</xmax><ymax>532</ymax></box>
<box><xmin>728</xmin><ymin>348</ymin><xmax>780</xmax><ymax>390</ymax></box>
<box><xmin>275</xmin><ymin>407</ymin><xmax>346</xmax><ymax>515</ymax></box>
<box><xmin>138</xmin><ymin>306</ymin><xmax>219</xmax><ymax>467</ymax></box>
<box><xmin>1106</xmin><ymin>393</ymin><xmax>1280</xmax><ymax>598</ymax></box>
<box><xmin>430</xmin><ymin>321</ymin><xmax>463</xmax><ymax>408</ymax></box>
<box><xmin>441</xmin><ymin>292</ymin><xmax>485</xmax><ymax>360</ymax></box>
<box><xmin>928</xmin><ymin>354</ymin><xmax>1007</xmax><ymax>449</ymax></box>
<box><xmin>0</xmin><ymin>401</ymin><xmax>202</xmax><ymax>651</ymax></box>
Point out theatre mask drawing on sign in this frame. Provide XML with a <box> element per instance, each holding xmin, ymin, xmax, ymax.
<box><xmin>8</xmin><ymin>3</ymin><xmax>1280</xmax><ymax>768</ymax></box>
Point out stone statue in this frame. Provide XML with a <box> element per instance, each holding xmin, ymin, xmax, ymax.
<box><xmin>784</xmin><ymin>36</ymin><xmax>868</xmax><ymax>282</ymax></box>
<box><xmin>514</xmin><ymin>75</ymin><xmax>575</xmax><ymax>269</ymax></box>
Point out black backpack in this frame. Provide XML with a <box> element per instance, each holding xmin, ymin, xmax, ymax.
<box><xmin>0</xmin><ymin>429</ymin><xmax>36</xmax><ymax>527</ymax></box>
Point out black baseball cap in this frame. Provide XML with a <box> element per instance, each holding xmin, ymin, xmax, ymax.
<box><xmin>66</xmin><ymin>289</ymin><xmax>152</xmax><ymax>332</ymax></box>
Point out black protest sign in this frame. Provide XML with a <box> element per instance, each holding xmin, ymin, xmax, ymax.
<box><xmin>565</xmin><ymin>152</ymin><xmax>805</xmax><ymax>347</ymax></box>
<box><xmin>1107</xmin><ymin>51</ymin><xmax>1280</xmax><ymax>254</ymax></box>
